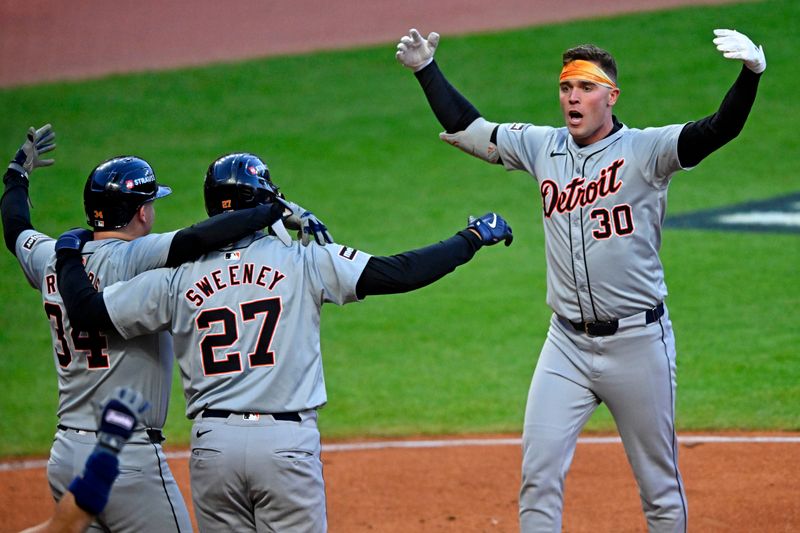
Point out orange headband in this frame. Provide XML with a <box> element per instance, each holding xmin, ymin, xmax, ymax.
<box><xmin>559</xmin><ymin>60</ymin><xmax>617</xmax><ymax>89</ymax></box>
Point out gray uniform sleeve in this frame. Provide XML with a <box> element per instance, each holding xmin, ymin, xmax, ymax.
<box><xmin>496</xmin><ymin>123</ymin><xmax>554</xmax><ymax>176</ymax></box>
<box><xmin>103</xmin><ymin>268</ymin><xmax>175</xmax><ymax>339</ymax></box>
<box><xmin>14</xmin><ymin>229</ymin><xmax>55</xmax><ymax>289</ymax></box>
<box><xmin>108</xmin><ymin>230</ymin><xmax>179</xmax><ymax>279</ymax></box>
<box><xmin>633</xmin><ymin>123</ymin><xmax>686</xmax><ymax>188</ymax></box>
<box><xmin>304</xmin><ymin>243</ymin><xmax>371</xmax><ymax>305</ymax></box>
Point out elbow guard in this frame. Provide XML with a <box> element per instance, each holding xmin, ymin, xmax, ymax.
<box><xmin>438</xmin><ymin>117</ymin><xmax>500</xmax><ymax>163</ymax></box>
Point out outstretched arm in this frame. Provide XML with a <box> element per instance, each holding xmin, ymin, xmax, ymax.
<box><xmin>165</xmin><ymin>196</ymin><xmax>336</xmax><ymax>266</ymax></box>
<box><xmin>677</xmin><ymin>29</ymin><xmax>765</xmax><ymax>168</ymax></box>
<box><xmin>414</xmin><ymin>60</ymin><xmax>481</xmax><ymax>133</ymax></box>
<box><xmin>396</xmin><ymin>28</ymin><xmax>478</xmax><ymax>134</ymax></box>
<box><xmin>165</xmin><ymin>201</ymin><xmax>286</xmax><ymax>267</ymax></box>
<box><xmin>1</xmin><ymin>124</ymin><xmax>55</xmax><ymax>254</ymax></box>
<box><xmin>396</xmin><ymin>29</ymin><xmax>501</xmax><ymax>164</ymax></box>
<box><xmin>57</xmin><ymin>214</ymin><xmax>513</xmax><ymax>321</ymax></box>
<box><xmin>355</xmin><ymin>212</ymin><xmax>512</xmax><ymax>299</ymax></box>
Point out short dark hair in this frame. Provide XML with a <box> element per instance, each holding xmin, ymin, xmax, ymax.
<box><xmin>562</xmin><ymin>45</ymin><xmax>618</xmax><ymax>84</ymax></box>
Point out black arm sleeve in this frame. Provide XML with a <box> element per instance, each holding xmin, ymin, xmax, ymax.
<box><xmin>414</xmin><ymin>60</ymin><xmax>482</xmax><ymax>133</ymax></box>
<box><xmin>677</xmin><ymin>66</ymin><xmax>762</xmax><ymax>168</ymax></box>
<box><xmin>165</xmin><ymin>202</ymin><xmax>283</xmax><ymax>267</ymax></box>
<box><xmin>56</xmin><ymin>250</ymin><xmax>115</xmax><ymax>332</ymax></box>
<box><xmin>356</xmin><ymin>229</ymin><xmax>483</xmax><ymax>299</ymax></box>
<box><xmin>1</xmin><ymin>169</ymin><xmax>33</xmax><ymax>254</ymax></box>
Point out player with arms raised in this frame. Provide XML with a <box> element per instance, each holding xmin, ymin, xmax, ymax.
<box><xmin>396</xmin><ymin>27</ymin><xmax>765</xmax><ymax>532</ymax></box>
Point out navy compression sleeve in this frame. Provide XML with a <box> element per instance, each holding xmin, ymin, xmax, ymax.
<box><xmin>356</xmin><ymin>229</ymin><xmax>482</xmax><ymax>299</ymax></box>
<box><xmin>414</xmin><ymin>60</ymin><xmax>482</xmax><ymax>133</ymax></box>
<box><xmin>677</xmin><ymin>66</ymin><xmax>762</xmax><ymax>168</ymax></box>
<box><xmin>56</xmin><ymin>250</ymin><xmax>115</xmax><ymax>332</ymax></box>
<box><xmin>166</xmin><ymin>202</ymin><xmax>284</xmax><ymax>267</ymax></box>
<box><xmin>1</xmin><ymin>169</ymin><xmax>33</xmax><ymax>254</ymax></box>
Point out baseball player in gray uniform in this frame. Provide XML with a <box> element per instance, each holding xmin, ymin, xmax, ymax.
<box><xmin>1</xmin><ymin>130</ymin><xmax>318</xmax><ymax>532</ymax></box>
<box><xmin>396</xmin><ymin>27</ymin><xmax>765</xmax><ymax>532</ymax></box>
<box><xmin>55</xmin><ymin>151</ymin><xmax>514</xmax><ymax>532</ymax></box>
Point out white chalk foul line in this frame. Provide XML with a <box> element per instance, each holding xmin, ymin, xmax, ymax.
<box><xmin>2</xmin><ymin>435</ymin><xmax>799</xmax><ymax>472</ymax></box>
<box><xmin>321</xmin><ymin>435</ymin><xmax>800</xmax><ymax>451</ymax></box>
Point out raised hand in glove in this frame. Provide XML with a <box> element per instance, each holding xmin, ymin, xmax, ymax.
<box><xmin>9</xmin><ymin>124</ymin><xmax>56</xmax><ymax>177</ymax></box>
<box><xmin>713</xmin><ymin>29</ymin><xmax>766</xmax><ymax>74</ymax></box>
<box><xmin>67</xmin><ymin>388</ymin><xmax>150</xmax><ymax>516</ymax></box>
<box><xmin>467</xmin><ymin>212</ymin><xmax>513</xmax><ymax>247</ymax></box>
<box><xmin>96</xmin><ymin>387</ymin><xmax>150</xmax><ymax>455</ymax></box>
<box><xmin>396</xmin><ymin>28</ymin><xmax>440</xmax><ymax>72</ymax></box>
<box><xmin>282</xmin><ymin>200</ymin><xmax>334</xmax><ymax>246</ymax></box>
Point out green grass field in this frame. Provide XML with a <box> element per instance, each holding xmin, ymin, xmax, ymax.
<box><xmin>1</xmin><ymin>0</ymin><xmax>798</xmax><ymax>456</ymax></box>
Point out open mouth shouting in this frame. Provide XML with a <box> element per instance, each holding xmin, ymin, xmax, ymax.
<box><xmin>568</xmin><ymin>110</ymin><xmax>583</xmax><ymax>126</ymax></box>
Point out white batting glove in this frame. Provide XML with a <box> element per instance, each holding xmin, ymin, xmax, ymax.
<box><xmin>713</xmin><ymin>29</ymin><xmax>766</xmax><ymax>74</ymax></box>
<box><xmin>396</xmin><ymin>29</ymin><xmax>440</xmax><ymax>72</ymax></box>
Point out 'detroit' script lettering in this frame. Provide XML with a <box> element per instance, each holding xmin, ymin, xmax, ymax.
<box><xmin>541</xmin><ymin>158</ymin><xmax>625</xmax><ymax>217</ymax></box>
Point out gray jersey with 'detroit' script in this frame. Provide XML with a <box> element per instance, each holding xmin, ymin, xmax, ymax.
<box><xmin>15</xmin><ymin>229</ymin><xmax>177</xmax><ymax>430</ymax></box>
<box><xmin>102</xmin><ymin>233</ymin><xmax>371</xmax><ymax>419</ymax></box>
<box><xmin>496</xmin><ymin>122</ymin><xmax>686</xmax><ymax>321</ymax></box>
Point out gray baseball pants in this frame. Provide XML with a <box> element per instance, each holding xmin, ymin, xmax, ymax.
<box><xmin>519</xmin><ymin>307</ymin><xmax>687</xmax><ymax>532</ymax></box>
<box><xmin>48</xmin><ymin>427</ymin><xmax>193</xmax><ymax>532</ymax></box>
<box><xmin>189</xmin><ymin>410</ymin><xmax>325</xmax><ymax>532</ymax></box>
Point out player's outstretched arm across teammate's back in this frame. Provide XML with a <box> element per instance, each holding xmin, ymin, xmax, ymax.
<box><xmin>165</xmin><ymin>200</ymin><xmax>287</xmax><ymax>266</ymax></box>
<box><xmin>54</xmin><ymin>213</ymin><xmax>514</xmax><ymax>330</ymax></box>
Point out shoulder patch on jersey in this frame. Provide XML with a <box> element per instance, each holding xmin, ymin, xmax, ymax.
<box><xmin>509</xmin><ymin>123</ymin><xmax>525</xmax><ymax>131</ymax></box>
<box><xmin>338</xmin><ymin>246</ymin><xmax>358</xmax><ymax>261</ymax></box>
<box><xmin>22</xmin><ymin>233</ymin><xmax>46</xmax><ymax>250</ymax></box>
<box><xmin>224</xmin><ymin>251</ymin><xmax>241</xmax><ymax>261</ymax></box>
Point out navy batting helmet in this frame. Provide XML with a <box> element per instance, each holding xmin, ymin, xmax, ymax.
<box><xmin>204</xmin><ymin>153</ymin><xmax>280</xmax><ymax>216</ymax></box>
<box><xmin>83</xmin><ymin>156</ymin><xmax>171</xmax><ymax>230</ymax></box>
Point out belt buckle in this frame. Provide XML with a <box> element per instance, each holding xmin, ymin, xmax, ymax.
<box><xmin>584</xmin><ymin>320</ymin><xmax>618</xmax><ymax>336</ymax></box>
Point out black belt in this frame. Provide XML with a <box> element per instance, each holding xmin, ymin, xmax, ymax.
<box><xmin>201</xmin><ymin>409</ymin><xmax>301</xmax><ymax>422</ymax></box>
<box><xmin>569</xmin><ymin>302</ymin><xmax>664</xmax><ymax>337</ymax></box>
<box><xmin>57</xmin><ymin>424</ymin><xmax>164</xmax><ymax>444</ymax></box>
